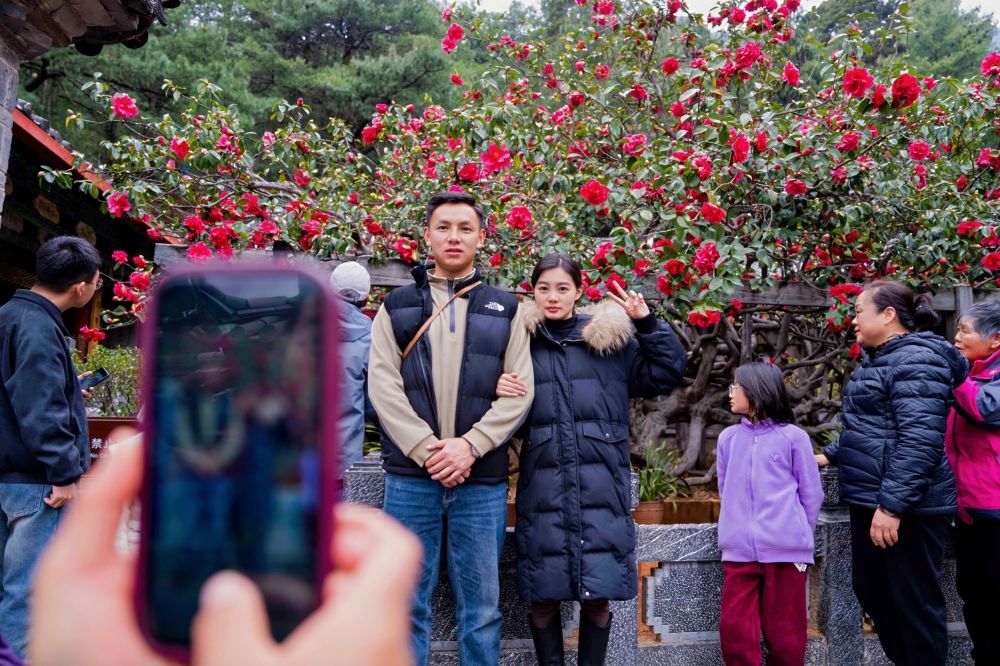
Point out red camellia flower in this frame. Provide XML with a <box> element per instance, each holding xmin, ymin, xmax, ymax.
<box><xmin>80</xmin><ymin>326</ymin><xmax>106</xmax><ymax>343</ymax></box>
<box><xmin>670</xmin><ymin>101</ymin><xmax>685</xmax><ymax>118</ymax></box>
<box><xmin>664</xmin><ymin>259</ymin><xmax>686</xmax><ymax>275</ymax></box>
<box><xmin>730</xmin><ymin>132</ymin><xmax>749</xmax><ymax>163</ymax></box>
<box><xmin>133</xmin><ymin>255</ymin><xmax>148</xmax><ymax>269</ymax></box>
<box><xmin>784</xmin><ymin>179</ymin><xmax>808</xmax><ymax>196</ymax></box>
<box><xmin>621</xmin><ymin>134</ymin><xmax>647</xmax><ymax>155</ymax></box>
<box><xmin>186</xmin><ymin>242</ymin><xmax>213</xmax><ymax>263</ymax></box>
<box><xmin>700</xmin><ymin>202</ymin><xmax>726</xmax><ymax>224</ymax></box>
<box><xmin>446</xmin><ymin>23</ymin><xmax>464</xmax><ymax>41</ymax></box>
<box><xmin>111</xmin><ymin>93</ymin><xmax>139</xmax><ymax>119</ymax></box>
<box><xmin>458</xmin><ymin>162</ymin><xmax>482</xmax><ymax>182</ymax></box>
<box><xmin>688</xmin><ymin>309</ymin><xmax>722</xmax><ymax>327</ymax></box>
<box><xmin>170</xmin><ymin>137</ymin><xmax>189</xmax><ymax>160</ymax></box>
<box><xmin>983</xmin><ymin>251</ymin><xmax>1000</xmax><ymax>272</ymax></box>
<box><xmin>111</xmin><ymin>250</ymin><xmax>129</xmax><ymax>264</ymax></box>
<box><xmin>489</xmin><ymin>252</ymin><xmax>502</xmax><ymax>267</ymax></box>
<box><xmin>849</xmin><ymin>343</ymin><xmax>861</xmax><ymax>359</ymax></box>
<box><xmin>782</xmin><ymin>61</ymin><xmax>800</xmax><ymax>87</ymax></box>
<box><xmin>594</xmin><ymin>64</ymin><xmax>610</xmax><ymax>80</ymax></box>
<box><xmin>957</xmin><ymin>220</ymin><xmax>983</xmax><ymax>236</ymax></box>
<box><xmin>842</xmin><ymin>68</ymin><xmax>874</xmax><ymax>98</ymax></box>
<box><xmin>891</xmin><ymin>73</ymin><xmax>920</xmax><ymax>108</ymax></box>
<box><xmin>907</xmin><ymin>141</ymin><xmax>930</xmax><ymax>161</ymax></box>
<box><xmin>661</xmin><ymin>57</ymin><xmax>679</xmax><ymax>74</ymax></box>
<box><xmin>129</xmin><ymin>271</ymin><xmax>152</xmax><ymax>292</ymax></box>
<box><xmin>585</xmin><ymin>287</ymin><xmax>603</xmax><ymax>302</ymax></box>
<box><xmin>755</xmin><ymin>131</ymin><xmax>768</xmax><ymax>152</ymax></box>
<box><xmin>871</xmin><ymin>84</ymin><xmax>887</xmax><ymax>109</ymax></box>
<box><xmin>107</xmin><ymin>191</ymin><xmax>131</xmax><ymax>218</ymax></box>
<box><xmin>982</xmin><ymin>52</ymin><xmax>1000</xmax><ymax>85</ymax></box>
<box><xmin>506</xmin><ymin>206</ymin><xmax>533</xmax><ymax>229</ymax></box>
<box><xmin>183</xmin><ymin>215</ymin><xmax>206</xmax><ymax>235</ymax></box>
<box><xmin>361</xmin><ymin>125</ymin><xmax>379</xmax><ymax>145</ymax></box>
<box><xmin>595</xmin><ymin>0</ymin><xmax>614</xmax><ymax>15</ymax></box>
<box><xmin>480</xmin><ymin>142</ymin><xmax>512</xmax><ymax>174</ymax></box>
<box><xmin>114</xmin><ymin>282</ymin><xmax>138</xmax><ymax>303</ymax></box>
<box><xmin>836</xmin><ymin>131</ymin><xmax>860</xmax><ymax>152</ymax></box>
<box><xmin>656</xmin><ymin>275</ymin><xmax>674</xmax><ymax>296</ymax></box>
<box><xmin>441</xmin><ymin>37</ymin><xmax>457</xmax><ymax>53</ymax></box>
<box><xmin>628</xmin><ymin>83</ymin><xmax>648</xmax><ymax>100</ymax></box>
<box><xmin>579</xmin><ymin>179</ymin><xmax>610</xmax><ymax>206</ymax></box>
<box><xmin>450</xmin><ymin>73</ymin><xmax>464</xmax><ymax>86</ymax></box>
<box><xmin>693</xmin><ymin>242</ymin><xmax>720</xmax><ymax>274</ymax></box>
<box><xmin>294</xmin><ymin>168</ymin><xmax>311</xmax><ymax>187</ymax></box>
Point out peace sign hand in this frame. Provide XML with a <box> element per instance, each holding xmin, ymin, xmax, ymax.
<box><xmin>607</xmin><ymin>281</ymin><xmax>650</xmax><ymax>320</ymax></box>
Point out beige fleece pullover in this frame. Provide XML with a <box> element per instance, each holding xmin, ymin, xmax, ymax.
<box><xmin>368</xmin><ymin>270</ymin><xmax>534</xmax><ymax>467</ymax></box>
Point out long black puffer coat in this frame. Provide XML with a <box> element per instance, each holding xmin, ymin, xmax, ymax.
<box><xmin>514</xmin><ymin>301</ymin><xmax>686</xmax><ymax>604</ymax></box>
<box><xmin>823</xmin><ymin>331</ymin><xmax>968</xmax><ymax>515</ymax></box>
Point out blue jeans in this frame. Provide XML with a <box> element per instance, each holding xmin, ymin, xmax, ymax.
<box><xmin>0</xmin><ymin>483</ymin><xmax>63</xmax><ymax>660</ymax></box>
<box><xmin>383</xmin><ymin>473</ymin><xmax>507</xmax><ymax>666</ymax></box>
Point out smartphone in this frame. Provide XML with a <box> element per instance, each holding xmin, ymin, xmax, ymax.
<box><xmin>80</xmin><ymin>367</ymin><xmax>110</xmax><ymax>390</ymax></box>
<box><xmin>136</xmin><ymin>263</ymin><xmax>339</xmax><ymax>660</ymax></box>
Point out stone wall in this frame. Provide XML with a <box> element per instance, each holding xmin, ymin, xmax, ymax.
<box><xmin>344</xmin><ymin>458</ymin><xmax>973</xmax><ymax>665</ymax></box>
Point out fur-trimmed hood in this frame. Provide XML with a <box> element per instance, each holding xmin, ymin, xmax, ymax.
<box><xmin>519</xmin><ymin>299</ymin><xmax>635</xmax><ymax>354</ymax></box>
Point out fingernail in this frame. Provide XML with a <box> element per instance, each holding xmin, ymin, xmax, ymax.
<box><xmin>200</xmin><ymin>571</ymin><xmax>244</xmax><ymax>609</ymax></box>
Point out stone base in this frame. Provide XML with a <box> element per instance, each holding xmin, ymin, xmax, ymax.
<box><xmin>343</xmin><ymin>460</ymin><xmax>973</xmax><ymax>666</ymax></box>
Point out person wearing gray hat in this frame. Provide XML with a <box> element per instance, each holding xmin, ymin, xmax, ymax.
<box><xmin>330</xmin><ymin>261</ymin><xmax>373</xmax><ymax>473</ymax></box>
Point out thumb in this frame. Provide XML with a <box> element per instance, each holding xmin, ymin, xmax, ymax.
<box><xmin>191</xmin><ymin>571</ymin><xmax>276</xmax><ymax>666</ymax></box>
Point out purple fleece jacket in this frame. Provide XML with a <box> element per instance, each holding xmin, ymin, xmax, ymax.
<box><xmin>717</xmin><ymin>418</ymin><xmax>824</xmax><ymax>564</ymax></box>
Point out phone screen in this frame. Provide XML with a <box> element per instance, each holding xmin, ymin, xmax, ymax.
<box><xmin>141</xmin><ymin>269</ymin><xmax>331</xmax><ymax>648</ymax></box>
<box><xmin>80</xmin><ymin>368</ymin><xmax>109</xmax><ymax>390</ymax></box>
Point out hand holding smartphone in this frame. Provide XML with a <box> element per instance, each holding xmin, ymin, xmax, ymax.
<box><xmin>135</xmin><ymin>264</ymin><xmax>340</xmax><ymax>660</ymax></box>
<box><xmin>79</xmin><ymin>367</ymin><xmax>110</xmax><ymax>390</ymax></box>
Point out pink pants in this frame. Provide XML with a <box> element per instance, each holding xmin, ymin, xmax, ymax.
<box><xmin>719</xmin><ymin>561</ymin><xmax>807</xmax><ymax>666</ymax></box>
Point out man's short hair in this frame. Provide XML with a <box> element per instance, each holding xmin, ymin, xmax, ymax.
<box><xmin>424</xmin><ymin>191</ymin><xmax>484</xmax><ymax>228</ymax></box>
<box><xmin>35</xmin><ymin>236</ymin><xmax>102</xmax><ymax>291</ymax></box>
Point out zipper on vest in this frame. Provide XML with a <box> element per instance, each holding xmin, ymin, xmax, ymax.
<box><xmin>448</xmin><ymin>279</ymin><xmax>456</xmax><ymax>334</ymax></box>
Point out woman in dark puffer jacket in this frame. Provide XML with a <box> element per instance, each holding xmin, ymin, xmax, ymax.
<box><xmin>817</xmin><ymin>280</ymin><xmax>968</xmax><ymax>666</ymax></box>
<box><xmin>496</xmin><ymin>253</ymin><xmax>686</xmax><ymax>666</ymax></box>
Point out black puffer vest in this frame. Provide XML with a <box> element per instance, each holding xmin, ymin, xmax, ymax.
<box><xmin>380</xmin><ymin>265</ymin><xmax>517</xmax><ymax>484</ymax></box>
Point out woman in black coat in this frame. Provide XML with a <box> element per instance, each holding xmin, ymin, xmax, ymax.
<box><xmin>497</xmin><ymin>253</ymin><xmax>686</xmax><ymax>666</ymax></box>
<box><xmin>817</xmin><ymin>280</ymin><xmax>968</xmax><ymax>666</ymax></box>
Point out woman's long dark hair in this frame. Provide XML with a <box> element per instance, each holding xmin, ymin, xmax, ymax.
<box><xmin>734</xmin><ymin>363</ymin><xmax>796</xmax><ymax>424</ymax></box>
<box><xmin>531</xmin><ymin>252</ymin><xmax>583</xmax><ymax>287</ymax></box>
<box><xmin>863</xmin><ymin>280</ymin><xmax>941</xmax><ymax>332</ymax></box>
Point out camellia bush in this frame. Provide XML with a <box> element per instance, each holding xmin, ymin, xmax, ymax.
<box><xmin>46</xmin><ymin>0</ymin><xmax>1000</xmax><ymax>478</ymax></box>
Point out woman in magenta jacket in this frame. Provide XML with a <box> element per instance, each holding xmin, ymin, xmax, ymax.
<box><xmin>948</xmin><ymin>299</ymin><xmax>1000</xmax><ymax>665</ymax></box>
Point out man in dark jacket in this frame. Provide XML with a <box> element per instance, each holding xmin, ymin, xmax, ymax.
<box><xmin>0</xmin><ymin>236</ymin><xmax>101</xmax><ymax>658</ymax></box>
<box><xmin>368</xmin><ymin>191</ymin><xmax>534</xmax><ymax>666</ymax></box>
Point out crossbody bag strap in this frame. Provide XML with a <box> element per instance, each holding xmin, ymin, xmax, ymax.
<box><xmin>401</xmin><ymin>281</ymin><xmax>481</xmax><ymax>361</ymax></box>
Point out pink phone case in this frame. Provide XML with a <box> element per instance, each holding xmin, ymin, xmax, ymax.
<box><xmin>134</xmin><ymin>262</ymin><xmax>341</xmax><ymax>662</ymax></box>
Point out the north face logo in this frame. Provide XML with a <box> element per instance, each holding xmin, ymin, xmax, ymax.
<box><xmin>484</xmin><ymin>302</ymin><xmax>505</xmax><ymax>312</ymax></box>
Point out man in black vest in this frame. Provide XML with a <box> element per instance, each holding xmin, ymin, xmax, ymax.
<box><xmin>369</xmin><ymin>191</ymin><xmax>534</xmax><ymax>665</ymax></box>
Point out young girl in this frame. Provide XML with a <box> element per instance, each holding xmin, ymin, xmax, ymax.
<box><xmin>716</xmin><ymin>362</ymin><xmax>823</xmax><ymax>666</ymax></box>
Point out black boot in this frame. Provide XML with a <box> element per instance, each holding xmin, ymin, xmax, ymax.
<box><xmin>529</xmin><ymin>614</ymin><xmax>564</xmax><ymax>665</ymax></box>
<box><xmin>577</xmin><ymin>613</ymin><xmax>612</xmax><ymax>666</ymax></box>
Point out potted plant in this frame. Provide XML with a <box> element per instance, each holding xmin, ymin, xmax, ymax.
<box><xmin>75</xmin><ymin>346</ymin><xmax>141</xmax><ymax>464</ymax></box>
<box><xmin>635</xmin><ymin>444</ymin><xmax>689</xmax><ymax>524</ymax></box>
